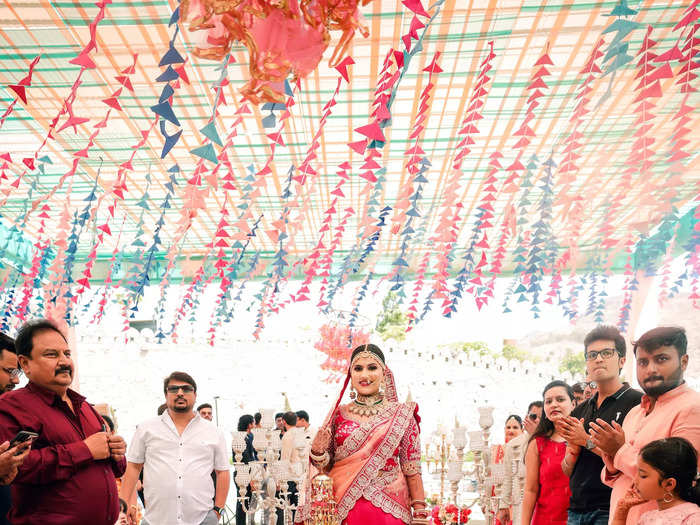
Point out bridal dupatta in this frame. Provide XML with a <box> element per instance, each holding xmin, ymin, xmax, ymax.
<box><xmin>296</xmin><ymin>368</ymin><xmax>422</xmax><ymax>524</ymax></box>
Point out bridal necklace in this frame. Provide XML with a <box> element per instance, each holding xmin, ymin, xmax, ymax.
<box><xmin>348</xmin><ymin>393</ymin><xmax>386</xmax><ymax>417</ymax></box>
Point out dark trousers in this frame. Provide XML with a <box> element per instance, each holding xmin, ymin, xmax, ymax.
<box><xmin>0</xmin><ymin>485</ymin><xmax>11</xmax><ymax>525</ymax></box>
<box><xmin>276</xmin><ymin>481</ymin><xmax>298</xmax><ymax>525</ymax></box>
<box><xmin>567</xmin><ymin>509</ymin><xmax>609</xmax><ymax>525</ymax></box>
<box><xmin>235</xmin><ymin>482</ymin><xmax>252</xmax><ymax>525</ymax></box>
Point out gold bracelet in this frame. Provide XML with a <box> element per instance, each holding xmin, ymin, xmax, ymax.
<box><xmin>309</xmin><ymin>449</ymin><xmax>328</xmax><ymax>461</ymax></box>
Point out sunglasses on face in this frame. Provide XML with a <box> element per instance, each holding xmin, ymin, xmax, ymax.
<box><xmin>577</xmin><ymin>381</ymin><xmax>597</xmax><ymax>389</ymax></box>
<box><xmin>584</xmin><ymin>348</ymin><xmax>617</xmax><ymax>361</ymax></box>
<box><xmin>1</xmin><ymin>367</ymin><xmax>22</xmax><ymax>378</ymax></box>
<box><xmin>166</xmin><ymin>385</ymin><xmax>195</xmax><ymax>394</ymax></box>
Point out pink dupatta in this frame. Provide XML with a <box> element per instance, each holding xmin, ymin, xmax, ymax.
<box><xmin>296</xmin><ymin>368</ymin><xmax>417</xmax><ymax>524</ymax></box>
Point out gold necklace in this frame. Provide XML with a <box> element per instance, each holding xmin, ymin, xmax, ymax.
<box><xmin>348</xmin><ymin>393</ymin><xmax>385</xmax><ymax>417</ymax></box>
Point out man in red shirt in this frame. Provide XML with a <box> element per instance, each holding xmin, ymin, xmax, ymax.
<box><xmin>0</xmin><ymin>319</ymin><xmax>127</xmax><ymax>525</ymax></box>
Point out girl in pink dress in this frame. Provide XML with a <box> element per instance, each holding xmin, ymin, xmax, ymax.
<box><xmin>613</xmin><ymin>437</ymin><xmax>700</xmax><ymax>525</ymax></box>
<box><xmin>296</xmin><ymin>344</ymin><xmax>428</xmax><ymax>524</ymax></box>
<box><xmin>521</xmin><ymin>380</ymin><xmax>575</xmax><ymax>525</ymax></box>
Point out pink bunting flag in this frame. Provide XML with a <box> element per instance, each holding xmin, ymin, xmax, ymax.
<box><xmin>402</xmin><ymin>0</ymin><xmax>429</xmax><ymax>17</ymax></box>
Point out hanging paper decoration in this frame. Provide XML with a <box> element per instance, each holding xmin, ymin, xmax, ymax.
<box><xmin>0</xmin><ymin>1</ymin><xmax>111</xmax><ymax>214</ymax></box>
<box><xmin>153</xmin><ymin>2</ymin><xmax>186</xmax><ymax>159</ymax></box>
<box><xmin>314</xmin><ymin>316</ymin><xmax>370</xmax><ymax>381</ymax></box>
<box><xmin>180</xmin><ymin>0</ymin><xmax>377</xmax><ymax>103</ymax></box>
<box><xmin>446</xmin><ymin>151</ymin><xmax>503</xmax><ymax>316</ymax></box>
<box><xmin>429</xmin><ymin>41</ymin><xmax>495</xmax><ymax>311</ymax></box>
<box><xmin>0</xmin><ymin>55</ymin><xmax>41</xmax><ymax>129</ymax></box>
<box><xmin>552</xmin><ymin>37</ymin><xmax>606</xmax><ymax>313</ymax></box>
<box><xmin>388</xmin><ymin>53</ymin><xmax>441</xmax><ymax>298</ymax></box>
<box><xmin>599</xmin><ymin>0</ymin><xmax>640</xmax><ymax>104</ymax></box>
<box><xmin>1</xmin><ymin>0</ymin><xmax>699</xmax><ymax>344</ymax></box>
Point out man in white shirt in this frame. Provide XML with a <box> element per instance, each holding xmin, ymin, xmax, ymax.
<box><xmin>122</xmin><ymin>372</ymin><xmax>230</xmax><ymax>525</ymax></box>
<box><xmin>279</xmin><ymin>412</ymin><xmax>304</xmax><ymax>524</ymax></box>
<box><xmin>294</xmin><ymin>410</ymin><xmax>316</xmax><ymax>462</ymax></box>
<box><xmin>280</xmin><ymin>412</ymin><xmax>303</xmax><ymax>466</ymax></box>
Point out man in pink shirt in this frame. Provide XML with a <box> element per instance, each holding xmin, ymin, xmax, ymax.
<box><xmin>589</xmin><ymin>326</ymin><xmax>700</xmax><ymax>525</ymax></box>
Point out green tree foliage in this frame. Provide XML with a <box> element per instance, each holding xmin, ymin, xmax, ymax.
<box><xmin>375</xmin><ymin>291</ymin><xmax>409</xmax><ymax>341</ymax></box>
<box><xmin>502</xmin><ymin>343</ymin><xmax>530</xmax><ymax>361</ymax></box>
<box><xmin>455</xmin><ymin>341</ymin><xmax>494</xmax><ymax>357</ymax></box>
<box><xmin>559</xmin><ymin>348</ymin><xmax>586</xmax><ymax>375</ymax></box>
<box><xmin>449</xmin><ymin>341</ymin><xmax>540</xmax><ymax>362</ymax></box>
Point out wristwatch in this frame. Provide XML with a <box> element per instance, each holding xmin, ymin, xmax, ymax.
<box><xmin>213</xmin><ymin>506</ymin><xmax>223</xmax><ymax>516</ymax></box>
<box><xmin>585</xmin><ymin>438</ymin><xmax>595</xmax><ymax>450</ymax></box>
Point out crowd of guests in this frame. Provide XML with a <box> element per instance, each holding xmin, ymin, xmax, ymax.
<box><xmin>494</xmin><ymin>325</ymin><xmax>700</xmax><ymax>525</ymax></box>
<box><xmin>0</xmin><ymin>318</ymin><xmax>318</xmax><ymax>525</ymax></box>
<box><xmin>231</xmin><ymin>408</ymin><xmax>315</xmax><ymax>525</ymax></box>
<box><xmin>0</xmin><ymin>319</ymin><xmax>699</xmax><ymax>525</ymax></box>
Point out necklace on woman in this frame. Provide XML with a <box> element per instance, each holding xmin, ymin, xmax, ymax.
<box><xmin>348</xmin><ymin>393</ymin><xmax>386</xmax><ymax>417</ymax></box>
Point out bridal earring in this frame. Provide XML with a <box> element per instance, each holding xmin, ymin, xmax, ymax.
<box><xmin>663</xmin><ymin>491</ymin><xmax>674</xmax><ymax>503</ymax></box>
<box><xmin>349</xmin><ymin>386</ymin><xmax>356</xmax><ymax>400</ymax></box>
<box><xmin>379</xmin><ymin>380</ymin><xmax>385</xmax><ymax>397</ymax></box>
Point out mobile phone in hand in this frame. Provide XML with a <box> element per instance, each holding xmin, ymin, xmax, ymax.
<box><xmin>9</xmin><ymin>430</ymin><xmax>38</xmax><ymax>448</ymax></box>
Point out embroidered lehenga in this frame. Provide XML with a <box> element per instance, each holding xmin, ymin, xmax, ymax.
<box><xmin>296</xmin><ymin>368</ymin><xmax>422</xmax><ymax>525</ymax></box>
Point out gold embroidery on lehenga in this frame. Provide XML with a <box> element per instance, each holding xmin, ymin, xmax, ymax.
<box><xmin>335</xmin><ymin>402</ymin><xmax>416</xmax><ymax>523</ymax></box>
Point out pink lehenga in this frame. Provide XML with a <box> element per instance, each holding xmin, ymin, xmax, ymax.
<box><xmin>296</xmin><ymin>368</ymin><xmax>421</xmax><ymax>525</ymax></box>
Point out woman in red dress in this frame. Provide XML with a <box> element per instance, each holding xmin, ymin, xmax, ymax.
<box><xmin>521</xmin><ymin>381</ymin><xmax>575</xmax><ymax>525</ymax></box>
<box><xmin>296</xmin><ymin>344</ymin><xmax>428</xmax><ymax>524</ymax></box>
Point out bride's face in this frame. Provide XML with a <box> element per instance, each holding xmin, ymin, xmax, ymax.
<box><xmin>350</xmin><ymin>356</ymin><xmax>385</xmax><ymax>397</ymax></box>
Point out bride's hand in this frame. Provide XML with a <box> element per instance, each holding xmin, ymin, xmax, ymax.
<box><xmin>311</xmin><ymin>426</ymin><xmax>332</xmax><ymax>455</ymax></box>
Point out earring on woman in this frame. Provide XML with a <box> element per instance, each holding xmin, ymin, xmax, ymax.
<box><xmin>663</xmin><ymin>491</ymin><xmax>674</xmax><ymax>503</ymax></box>
<box><xmin>349</xmin><ymin>386</ymin><xmax>356</xmax><ymax>400</ymax></box>
<box><xmin>379</xmin><ymin>380</ymin><xmax>385</xmax><ymax>397</ymax></box>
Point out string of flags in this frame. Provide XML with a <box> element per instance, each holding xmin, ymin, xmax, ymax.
<box><xmin>0</xmin><ymin>0</ymin><xmax>698</xmax><ymax>345</ymax></box>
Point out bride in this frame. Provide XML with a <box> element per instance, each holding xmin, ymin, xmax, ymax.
<box><xmin>296</xmin><ymin>343</ymin><xmax>428</xmax><ymax>524</ymax></box>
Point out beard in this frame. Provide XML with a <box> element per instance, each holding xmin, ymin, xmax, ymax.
<box><xmin>172</xmin><ymin>397</ymin><xmax>191</xmax><ymax>413</ymax></box>
<box><xmin>641</xmin><ymin>365</ymin><xmax>683</xmax><ymax>397</ymax></box>
<box><xmin>1</xmin><ymin>383</ymin><xmax>14</xmax><ymax>394</ymax></box>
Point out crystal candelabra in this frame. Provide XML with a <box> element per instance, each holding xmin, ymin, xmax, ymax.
<box><xmin>424</xmin><ymin>420</ymin><xmax>471</xmax><ymax>507</ymax></box>
<box><xmin>426</xmin><ymin>407</ymin><xmax>510</xmax><ymax>524</ymax></box>
<box><xmin>424</xmin><ymin>428</ymin><xmax>451</xmax><ymax>505</ymax></box>
<box><xmin>446</xmin><ymin>422</ymin><xmax>468</xmax><ymax>504</ymax></box>
<box><xmin>231</xmin><ymin>408</ymin><xmax>308</xmax><ymax>525</ymax></box>
<box><xmin>471</xmin><ymin>406</ymin><xmax>496</xmax><ymax>525</ymax></box>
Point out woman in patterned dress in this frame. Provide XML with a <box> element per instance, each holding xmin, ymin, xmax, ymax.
<box><xmin>296</xmin><ymin>344</ymin><xmax>428</xmax><ymax>524</ymax></box>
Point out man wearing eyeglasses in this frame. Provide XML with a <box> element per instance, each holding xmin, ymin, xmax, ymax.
<box><xmin>559</xmin><ymin>325</ymin><xmax>642</xmax><ymax>525</ymax></box>
<box><xmin>0</xmin><ymin>332</ymin><xmax>31</xmax><ymax>525</ymax></box>
<box><xmin>0</xmin><ymin>320</ymin><xmax>127</xmax><ymax>525</ymax></box>
<box><xmin>0</xmin><ymin>333</ymin><xmax>21</xmax><ymax>396</ymax></box>
<box><xmin>121</xmin><ymin>371</ymin><xmax>230</xmax><ymax>525</ymax></box>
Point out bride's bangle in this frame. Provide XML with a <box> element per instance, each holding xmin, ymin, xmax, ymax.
<box><xmin>309</xmin><ymin>449</ymin><xmax>330</xmax><ymax>467</ymax></box>
<box><xmin>310</xmin><ymin>449</ymin><xmax>327</xmax><ymax>460</ymax></box>
<box><xmin>411</xmin><ymin>499</ymin><xmax>427</xmax><ymax>508</ymax></box>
